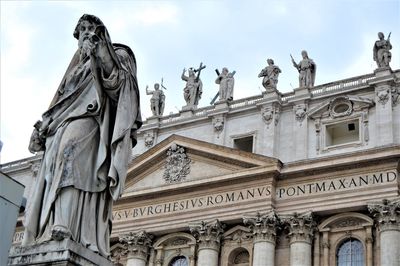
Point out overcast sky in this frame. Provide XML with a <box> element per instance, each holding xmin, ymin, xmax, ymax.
<box><xmin>1</xmin><ymin>0</ymin><xmax>399</xmax><ymax>163</ymax></box>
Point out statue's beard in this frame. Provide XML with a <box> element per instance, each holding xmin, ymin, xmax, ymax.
<box><xmin>79</xmin><ymin>39</ymin><xmax>92</xmax><ymax>60</ymax></box>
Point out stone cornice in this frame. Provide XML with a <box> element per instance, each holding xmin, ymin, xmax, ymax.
<box><xmin>243</xmin><ymin>210</ymin><xmax>280</xmax><ymax>244</ymax></box>
<box><xmin>190</xmin><ymin>219</ymin><xmax>225</xmax><ymax>251</ymax></box>
<box><xmin>368</xmin><ymin>198</ymin><xmax>400</xmax><ymax>232</ymax></box>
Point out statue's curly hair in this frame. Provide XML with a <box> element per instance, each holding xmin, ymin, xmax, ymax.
<box><xmin>73</xmin><ymin>14</ymin><xmax>104</xmax><ymax>39</ymax></box>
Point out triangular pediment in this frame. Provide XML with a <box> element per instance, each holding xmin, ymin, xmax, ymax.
<box><xmin>123</xmin><ymin>135</ymin><xmax>280</xmax><ymax>195</ymax></box>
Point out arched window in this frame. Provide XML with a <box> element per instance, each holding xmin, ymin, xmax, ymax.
<box><xmin>337</xmin><ymin>238</ymin><xmax>364</xmax><ymax>266</ymax></box>
<box><xmin>169</xmin><ymin>256</ymin><xmax>188</xmax><ymax>266</ymax></box>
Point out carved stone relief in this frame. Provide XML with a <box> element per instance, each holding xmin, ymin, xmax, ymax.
<box><xmin>376</xmin><ymin>88</ymin><xmax>390</xmax><ymax>105</ymax></box>
<box><xmin>261</xmin><ymin>105</ymin><xmax>280</xmax><ymax>127</ymax></box>
<box><xmin>294</xmin><ymin>104</ymin><xmax>307</xmax><ymax>123</ymax></box>
<box><xmin>392</xmin><ymin>86</ymin><xmax>400</xmax><ymax>106</ymax></box>
<box><xmin>163</xmin><ymin>144</ymin><xmax>191</xmax><ymax>183</ymax></box>
<box><xmin>213</xmin><ymin>117</ymin><xmax>225</xmax><ymax>133</ymax></box>
<box><xmin>144</xmin><ymin>132</ymin><xmax>155</xmax><ymax>148</ymax></box>
<box><xmin>328</xmin><ymin>96</ymin><xmax>353</xmax><ymax>118</ymax></box>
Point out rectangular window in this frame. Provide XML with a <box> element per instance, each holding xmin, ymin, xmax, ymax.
<box><xmin>325</xmin><ymin>119</ymin><xmax>360</xmax><ymax>147</ymax></box>
<box><xmin>233</xmin><ymin>136</ymin><xmax>254</xmax><ymax>152</ymax></box>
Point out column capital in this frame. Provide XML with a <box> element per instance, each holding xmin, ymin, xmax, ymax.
<box><xmin>190</xmin><ymin>219</ymin><xmax>225</xmax><ymax>251</ymax></box>
<box><xmin>243</xmin><ymin>210</ymin><xmax>280</xmax><ymax>244</ymax></box>
<box><xmin>281</xmin><ymin>212</ymin><xmax>316</xmax><ymax>244</ymax></box>
<box><xmin>368</xmin><ymin>198</ymin><xmax>400</xmax><ymax>232</ymax></box>
<box><xmin>119</xmin><ymin>230</ymin><xmax>153</xmax><ymax>261</ymax></box>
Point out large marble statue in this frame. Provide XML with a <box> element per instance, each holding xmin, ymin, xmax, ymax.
<box><xmin>146</xmin><ymin>83</ymin><xmax>165</xmax><ymax>116</ymax></box>
<box><xmin>24</xmin><ymin>14</ymin><xmax>142</xmax><ymax>257</ymax></box>
<box><xmin>291</xmin><ymin>50</ymin><xmax>316</xmax><ymax>89</ymax></box>
<box><xmin>373</xmin><ymin>32</ymin><xmax>392</xmax><ymax>68</ymax></box>
<box><xmin>215</xmin><ymin>67</ymin><xmax>235</xmax><ymax>102</ymax></box>
<box><xmin>181</xmin><ymin>63</ymin><xmax>206</xmax><ymax>108</ymax></box>
<box><xmin>258</xmin><ymin>59</ymin><xmax>281</xmax><ymax>92</ymax></box>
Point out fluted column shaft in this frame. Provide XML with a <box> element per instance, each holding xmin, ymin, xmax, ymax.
<box><xmin>369</xmin><ymin>199</ymin><xmax>400</xmax><ymax>266</ymax></box>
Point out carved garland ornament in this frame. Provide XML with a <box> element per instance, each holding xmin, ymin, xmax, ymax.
<box><xmin>163</xmin><ymin>144</ymin><xmax>191</xmax><ymax>183</ymax></box>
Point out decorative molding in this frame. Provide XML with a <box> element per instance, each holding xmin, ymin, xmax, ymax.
<box><xmin>281</xmin><ymin>212</ymin><xmax>316</xmax><ymax>244</ymax></box>
<box><xmin>223</xmin><ymin>225</ymin><xmax>253</xmax><ymax>245</ymax></box>
<box><xmin>368</xmin><ymin>198</ymin><xmax>400</xmax><ymax>232</ymax></box>
<box><xmin>392</xmin><ymin>86</ymin><xmax>400</xmax><ymax>106</ymax></box>
<box><xmin>163</xmin><ymin>144</ymin><xmax>191</xmax><ymax>183</ymax></box>
<box><xmin>328</xmin><ymin>96</ymin><xmax>353</xmax><ymax>118</ymax></box>
<box><xmin>213</xmin><ymin>117</ymin><xmax>225</xmax><ymax>133</ymax></box>
<box><xmin>376</xmin><ymin>88</ymin><xmax>390</xmax><ymax>105</ymax></box>
<box><xmin>261</xmin><ymin>105</ymin><xmax>281</xmax><ymax>127</ymax></box>
<box><xmin>119</xmin><ymin>230</ymin><xmax>153</xmax><ymax>261</ymax></box>
<box><xmin>144</xmin><ymin>132</ymin><xmax>155</xmax><ymax>148</ymax></box>
<box><xmin>190</xmin><ymin>219</ymin><xmax>225</xmax><ymax>251</ymax></box>
<box><xmin>243</xmin><ymin>210</ymin><xmax>280</xmax><ymax>244</ymax></box>
<box><xmin>294</xmin><ymin>104</ymin><xmax>307</xmax><ymax>123</ymax></box>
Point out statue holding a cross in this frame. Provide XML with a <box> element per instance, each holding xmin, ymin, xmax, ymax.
<box><xmin>181</xmin><ymin>62</ymin><xmax>206</xmax><ymax>108</ymax></box>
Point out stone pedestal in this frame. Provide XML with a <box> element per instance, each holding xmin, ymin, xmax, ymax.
<box><xmin>282</xmin><ymin>212</ymin><xmax>316</xmax><ymax>266</ymax></box>
<box><xmin>8</xmin><ymin>239</ymin><xmax>113</xmax><ymax>266</ymax></box>
<box><xmin>243</xmin><ymin>211</ymin><xmax>279</xmax><ymax>266</ymax></box>
<box><xmin>190</xmin><ymin>219</ymin><xmax>224</xmax><ymax>266</ymax></box>
<box><xmin>368</xmin><ymin>198</ymin><xmax>400</xmax><ymax>266</ymax></box>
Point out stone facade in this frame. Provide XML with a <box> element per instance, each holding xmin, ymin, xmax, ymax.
<box><xmin>3</xmin><ymin>68</ymin><xmax>400</xmax><ymax>265</ymax></box>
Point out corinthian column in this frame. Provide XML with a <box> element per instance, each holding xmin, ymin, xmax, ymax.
<box><xmin>119</xmin><ymin>230</ymin><xmax>153</xmax><ymax>266</ymax></box>
<box><xmin>243</xmin><ymin>211</ymin><xmax>279</xmax><ymax>266</ymax></box>
<box><xmin>281</xmin><ymin>212</ymin><xmax>316</xmax><ymax>266</ymax></box>
<box><xmin>368</xmin><ymin>198</ymin><xmax>400</xmax><ymax>266</ymax></box>
<box><xmin>190</xmin><ymin>219</ymin><xmax>225</xmax><ymax>266</ymax></box>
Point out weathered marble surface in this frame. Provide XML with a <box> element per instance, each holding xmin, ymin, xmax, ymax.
<box><xmin>291</xmin><ymin>51</ymin><xmax>316</xmax><ymax>89</ymax></box>
<box><xmin>8</xmin><ymin>239</ymin><xmax>113</xmax><ymax>266</ymax></box>
<box><xmin>258</xmin><ymin>59</ymin><xmax>281</xmax><ymax>93</ymax></box>
<box><xmin>146</xmin><ymin>83</ymin><xmax>165</xmax><ymax>116</ymax></box>
<box><xmin>373</xmin><ymin>32</ymin><xmax>392</xmax><ymax>68</ymax></box>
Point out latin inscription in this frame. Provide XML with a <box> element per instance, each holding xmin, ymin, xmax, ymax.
<box><xmin>112</xmin><ymin>170</ymin><xmax>397</xmax><ymax>221</ymax></box>
<box><xmin>113</xmin><ymin>186</ymin><xmax>271</xmax><ymax>221</ymax></box>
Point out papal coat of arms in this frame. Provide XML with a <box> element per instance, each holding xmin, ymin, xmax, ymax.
<box><xmin>163</xmin><ymin>144</ymin><xmax>191</xmax><ymax>183</ymax></box>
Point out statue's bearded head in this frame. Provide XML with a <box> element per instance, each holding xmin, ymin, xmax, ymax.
<box><xmin>154</xmin><ymin>83</ymin><xmax>160</xmax><ymax>90</ymax></box>
<box><xmin>378</xmin><ymin>32</ymin><xmax>384</xmax><ymax>40</ymax></box>
<box><xmin>301</xmin><ymin>50</ymin><xmax>308</xmax><ymax>59</ymax></box>
<box><xmin>267</xmin><ymin>59</ymin><xmax>274</xmax><ymax>65</ymax></box>
<box><xmin>73</xmin><ymin>14</ymin><xmax>105</xmax><ymax>56</ymax></box>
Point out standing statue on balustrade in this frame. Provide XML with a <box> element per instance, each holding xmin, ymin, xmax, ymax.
<box><xmin>373</xmin><ymin>32</ymin><xmax>392</xmax><ymax>68</ymax></box>
<box><xmin>258</xmin><ymin>59</ymin><xmax>281</xmax><ymax>93</ymax></box>
<box><xmin>291</xmin><ymin>50</ymin><xmax>316</xmax><ymax>89</ymax></box>
<box><xmin>214</xmin><ymin>67</ymin><xmax>235</xmax><ymax>103</ymax></box>
<box><xmin>146</xmin><ymin>83</ymin><xmax>165</xmax><ymax>116</ymax></box>
<box><xmin>181</xmin><ymin>63</ymin><xmax>206</xmax><ymax>109</ymax></box>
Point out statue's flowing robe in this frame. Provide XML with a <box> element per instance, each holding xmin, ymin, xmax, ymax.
<box><xmin>373</xmin><ymin>40</ymin><xmax>392</xmax><ymax>67</ymax></box>
<box><xmin>216</xmin><ymin>74</ymin><xmax>234</xmax><ymax>101</ymax></box>
<box><xmin>23</xmin><ymin>32</ymin><xmax>142</xmax><ymax>257</ymax></box>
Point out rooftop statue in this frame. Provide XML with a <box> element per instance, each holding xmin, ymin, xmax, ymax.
<box><xmin>181</xmin><ymin>62</ymin><xmax>206</xmax><ymax>109</ymax></box>
<box><xmin>213</xmin><ymin>67</ymin><xmax>235</xmax><ymax>103</ymax></box>
<box><xmin>291</xmin><ymin>50</ymin><xmax>316</xmax><ymax>89</ymax></box>
<box><xmin>373</xmin><ymin>32</ymin><xmax>392</xmax><ymax>68</ymax></box>
<box><xmin>258</xmin><ymin>59</ymin><xmax>281</xmax><ymax>93</ymax></box>
<box><xmin>146</xmin><ymin>82</ymin><xmax>165</xmax><ymax>116</ymax></box>
<box><xmin>24</xmin><ymin>14</ymin><xmax>142</xmax><ymax>257</ymax></box>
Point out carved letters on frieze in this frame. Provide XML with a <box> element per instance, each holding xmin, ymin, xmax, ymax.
<box><xmin>163</xmin><ymin>143</ymin><xmax>191</xmax><ymax>183</ymax></box>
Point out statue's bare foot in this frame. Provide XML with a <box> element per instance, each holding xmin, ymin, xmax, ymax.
<box><xmin>51</xmin><ymin>225</ymin><xmax>71</xmax><ymax>241</ymax></box>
